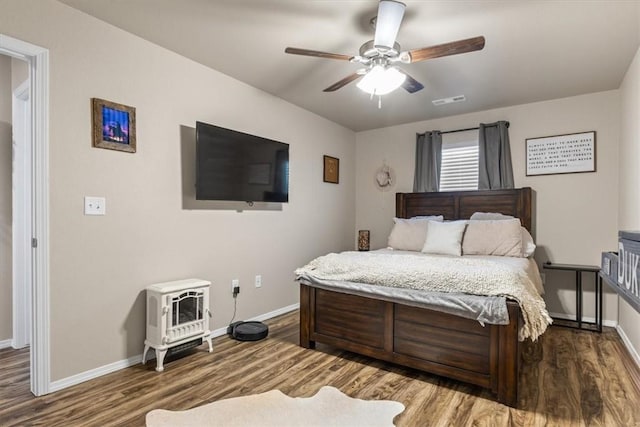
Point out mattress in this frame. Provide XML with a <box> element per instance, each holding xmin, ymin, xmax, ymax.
<box><xmin>295</xmin><ymin>249</ymin><xmax>550</xmax><ymax>340</ymax></box>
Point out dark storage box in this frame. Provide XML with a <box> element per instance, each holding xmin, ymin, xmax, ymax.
<box><xmin>613</xmin><ymin>231</ymin><xmax>640</xmax><ymax>313</ymax></box>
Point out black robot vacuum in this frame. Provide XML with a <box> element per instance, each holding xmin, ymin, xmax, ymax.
<box><xmin>227</xmin><ymin>321</ymin><xmax>269</xmax><ymax>341</ymax></box>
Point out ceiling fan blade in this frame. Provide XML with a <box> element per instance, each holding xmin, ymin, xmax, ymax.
<box><xmin>399</xmin><ymin>70</ymin><xmax>424</xmax><ymax>93</ymax></box>
<box><xmin>374</xmin><ymin>0</ymin><xmax>406</xmax><ymax>50</ymax></box>
<box><xmin>408</xmin><ymin>36</ymin><xmax>486</xmax><ymax>63</ymax></box>
<box><xmin>285</xmin><ymin>47</ymin><xmax>353</xmax><ymax>61</ymax></box>
<box><xmin>323</xmin><ymin>73</ymin><xmax>362</xmax><ymax>92</ymax></box>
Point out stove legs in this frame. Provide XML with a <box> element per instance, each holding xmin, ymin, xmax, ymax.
<box><xmin>143</xmin><ymin>335</ymin><xmax>211</xmax><ymax>372</ymax></box>
<box><xmin>142</xmin><ymin>344</ymin><xmax>167</xmax><ymax>372</ymax></box>
<box><xmin>142</xmin><ymin>344</ymin><xmax>150</xmax><ymax>364</ymax></box>
<box><xmin>155</xmin><ymin>349</ymin><xmax>167</xmax><ymax>372</ymax></box>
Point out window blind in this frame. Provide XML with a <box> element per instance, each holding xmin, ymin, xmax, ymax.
<box><xmin>439</xmin><ymin>139</ymin><xmax>479</xmax><ymax>191</ymax></box>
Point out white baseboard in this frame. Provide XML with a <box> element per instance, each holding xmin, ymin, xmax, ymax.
<box><xmin>0</xmin><ymin>339</ymin><xmax>13</xmax><ymax>350</ymax></box>
<box><xmin>49</xmin><ymin>302</ymin><xmax>300</xmax><ymax>393</ymax></box>
<box><xmin>549</xmin><ymin>312</ymin><xmax>617</xmax><ymax>328</ymax></box>
<box><xmin>616</xmin><ymin>324</ymin><xmax>640</xmax><ymax>370</ymax></box>
<box><xmin>50</xmin><ymin>354</ymin><xmax>142</xmax><ymax>393</ymax></box>
<box><xmin>246</xmin><ymin>302</ymin><xmax>300</xmax><ymax>323</ymax></box>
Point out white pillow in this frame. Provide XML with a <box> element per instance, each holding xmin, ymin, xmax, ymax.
<box><xmin>387</xmin><ymin>216</ymin><xmax>443</xmax><ymax>251</ymax></box>
<box><xmin>421</xmin><ymin>220</ymin><xmax>467</xmax><ymax>256</ymax></box>
<box><xmin>470</xmin><ymin>212</ymin><xmax>536</xmax><ymax>257</ymax></box>
<box><xmin>462</xmin><ymin>219</ymin><xmax>523</xmax><ymax>257</ymax></box>
<box><xmin>521</xmin><ymin>227</ymin><xmax>536</xmax><ymax>257</ymax></box>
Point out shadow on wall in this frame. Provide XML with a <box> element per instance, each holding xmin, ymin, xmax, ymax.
<box><xmin>534</xmin><ymin>245</ymin><xmax>571</xmax><ymax>313</ymax></box>
<box><xmin>179</xmin><ymin>125</ymin><xmax>282</xmax><ymax>212</ymax></box>
<box><xmin>531</xmin><ymin>189</ymin><xmax>537</xmax><ymax>242</ymax></box>
<box><xmin>536</xmin><ymin>244</ymin><xmax>603</xmax><ymax>319</ymax></box>
<box><xmin>123</xmin><ymin>289</ymin><xmax>146</xmax><ymax>359</ymax></box>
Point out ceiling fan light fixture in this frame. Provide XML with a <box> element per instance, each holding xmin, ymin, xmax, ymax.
<box><xmin>357</xmin><ymin>65</ymin><xmax>406</xmax><ymax>95</ymax></box>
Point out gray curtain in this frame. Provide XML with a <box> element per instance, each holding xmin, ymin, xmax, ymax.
<box><xmin>413</xmin><ymin>131</ymin><xmax>442</xmax><ymax>192</ymax></box>
<box><xmin>478</xmin><ymin>121</ymin><xmax>514</xmax><ymax>190</ymax></box>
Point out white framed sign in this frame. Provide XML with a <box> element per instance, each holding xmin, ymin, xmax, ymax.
<box><xmin>526</xmin><ymin>131</ymin><xmax>596</xmax><ymax>176</ymax></box>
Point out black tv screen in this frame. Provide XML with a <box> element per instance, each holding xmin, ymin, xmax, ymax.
<box><xmin>195</xmin><ymin>121</ymin><xmax>289</xmax><ymax>202</ymax></box>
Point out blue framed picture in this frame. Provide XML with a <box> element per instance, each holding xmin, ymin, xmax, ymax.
<box><xmin>92</xmin><ymin>98</ymin><xmax>136</xmax><ymax>153</ymax></box>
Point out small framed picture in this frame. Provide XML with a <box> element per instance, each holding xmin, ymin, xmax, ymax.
<box><xmin>358</xmin><ymin>230</ymin><xmax>370</xmax><ymax>251</ymax></box>
<box><xmin>323</xmin><ymin>155</ymin><xmax>339</xmax><ymax>184</ymax></box>
<box><xmin>92</xmin><ymin>98</ymin><xmax>136</xmax><ymax>153</ymax></box>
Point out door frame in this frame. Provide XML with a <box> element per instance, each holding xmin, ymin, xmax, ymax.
<box><xmin>0</xmin><ymin>34</ymin><xmax>50</xmax><ymax>396</ymax></box>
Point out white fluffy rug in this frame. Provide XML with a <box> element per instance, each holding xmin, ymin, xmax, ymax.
<box><xmin>146</xmin><ymin>386</ymin><xmax>405</xmax><ymax>427</ymax></box>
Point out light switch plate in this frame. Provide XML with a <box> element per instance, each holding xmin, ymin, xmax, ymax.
<box><xmin>84</xmin><ymin>196</ymin><xmax>106</xmax><ymax>215</ymax></box>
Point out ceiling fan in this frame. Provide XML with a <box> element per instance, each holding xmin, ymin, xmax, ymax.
<box><xmin>285</xmin><ymin>0</ymin><xmax>485</xmax><ymax>97</ymax></box>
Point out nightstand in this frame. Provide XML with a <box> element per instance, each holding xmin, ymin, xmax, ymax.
<box><xmin>543</xmin><ymin>262</ymin><xmax>602</xmax><ymax>332</ymax></box>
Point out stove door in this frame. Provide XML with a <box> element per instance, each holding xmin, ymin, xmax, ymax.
<box><xmin>170</xmin><ymin>290</ymin><xmax>204</xmax><ymax>328</ymax></box>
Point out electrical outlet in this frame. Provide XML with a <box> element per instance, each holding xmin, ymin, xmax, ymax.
<box><xmin>84</xmin><ymin>196</ymin><xmax>106</xmax><ymax>215</ymax></box>
<box><xmin>231</xmin><ymin>279</ymin><xmax>239</xmax><ymax>294</ymax></box>
<box><xmin>255</xmin><ymin>275</ymin><xmax>262</xmax><ymax>288</ymax></box>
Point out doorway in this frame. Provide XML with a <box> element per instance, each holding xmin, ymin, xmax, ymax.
<box><xmin>0</xmin><ymin>34</ymin><xmax>50</xmax><ymax>396</ymax></box>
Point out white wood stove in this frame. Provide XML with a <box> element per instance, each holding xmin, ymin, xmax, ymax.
<box><xmin>142</xmin><ymin>278</ymin><xmax>212</xmax><ymax>371</ymax></box>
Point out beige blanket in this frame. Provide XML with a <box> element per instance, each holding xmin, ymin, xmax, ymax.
<box><xmin>295</xmin><ymin>251</ymin><xmax>551</xmax><ymax>340</ymax></box>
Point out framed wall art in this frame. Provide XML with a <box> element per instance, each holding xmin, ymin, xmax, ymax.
<box><xmin>323</xmin><ymin>155</ymin><xmax>339</xmax><ymax>184</ymax></box>
<box><xmin>526</xmin><ymin>131</ymin><xmax>595</xmax><ymax>176</ymax></box>
<box><xmin>92</xmin><ymin>98</ymin><xmax>136</xmax><ymax>153</ymax></box>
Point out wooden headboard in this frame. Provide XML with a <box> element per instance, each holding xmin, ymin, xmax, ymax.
<box><xmin>396</xmin><ymin>188</ymin><xmax>533</xmax><ymax>231</ymax></box>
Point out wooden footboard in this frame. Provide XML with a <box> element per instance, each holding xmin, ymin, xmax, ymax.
<box><xmin>299</xmin><ymin>284</ymin><xmax>522</xmax><ymax>407</ymax></box>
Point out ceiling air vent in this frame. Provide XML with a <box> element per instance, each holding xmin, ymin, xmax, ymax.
<box><xmin>432</xmin><ymin>95</ymin><xmax>466</xmax><ymax>106</ymax></box>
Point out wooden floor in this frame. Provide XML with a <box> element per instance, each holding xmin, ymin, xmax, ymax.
<box><xmin>1</xmin><ymin>311</ymin><xmax>639</xmax><ymax>426</ymax></box>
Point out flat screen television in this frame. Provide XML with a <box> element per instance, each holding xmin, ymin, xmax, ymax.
<box><xmin>195</xmin><ymin>121</ymin><xmax>289</xmax><ymax>202</ymax></box>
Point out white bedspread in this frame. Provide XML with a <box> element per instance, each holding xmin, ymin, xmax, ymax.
<box><xmin>295</xmin><ymin>250</ymin><xmax>551</xmax><ymax>341</ymax></box>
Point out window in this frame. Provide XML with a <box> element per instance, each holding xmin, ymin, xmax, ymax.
<box><xmin>439</xmin><ymin>137</ymin><xmax>479</xmax><ymax>191</ymax></box>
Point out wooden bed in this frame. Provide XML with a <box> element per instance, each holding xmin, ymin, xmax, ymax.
<box><xmin>299</xmin><ymin>187</ymin><xmax>533</xmax><ymax>407</ymax></box>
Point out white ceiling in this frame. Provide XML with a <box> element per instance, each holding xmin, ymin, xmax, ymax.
<box><xmin>60</xmin><ymin>0</ymin><xmax>640</xmax><ymax>132</ymax></box>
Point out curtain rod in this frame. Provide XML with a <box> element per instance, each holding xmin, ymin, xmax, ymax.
<box><xmin>439</xmin><ymin>121</ymin><xmax>510</xmax><ymax>135</ymax></box>
<box><xmin>440</xmin><ymin>126</ymin><xmax>478</xmax><ymax>135</ymax></box>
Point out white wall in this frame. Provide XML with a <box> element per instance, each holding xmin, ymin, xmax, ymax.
<box><xmin>355</xmin><ymin>90</ymin><xmax>620</xmax><ymax>324</ymax></box>
<box><xmin>0</xmin><ymin>54</ymin><xmax>12</xmax><ymax>342</ymax></box>
<box><xmin>618</xmin><ymin>46</ymin><xmax>640</xmax><ymax>362</ymax></box>
<box><xmin>0</xmin><ymin>0</ymin><xmax>355</xmax><ymax>381</ymax></box>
